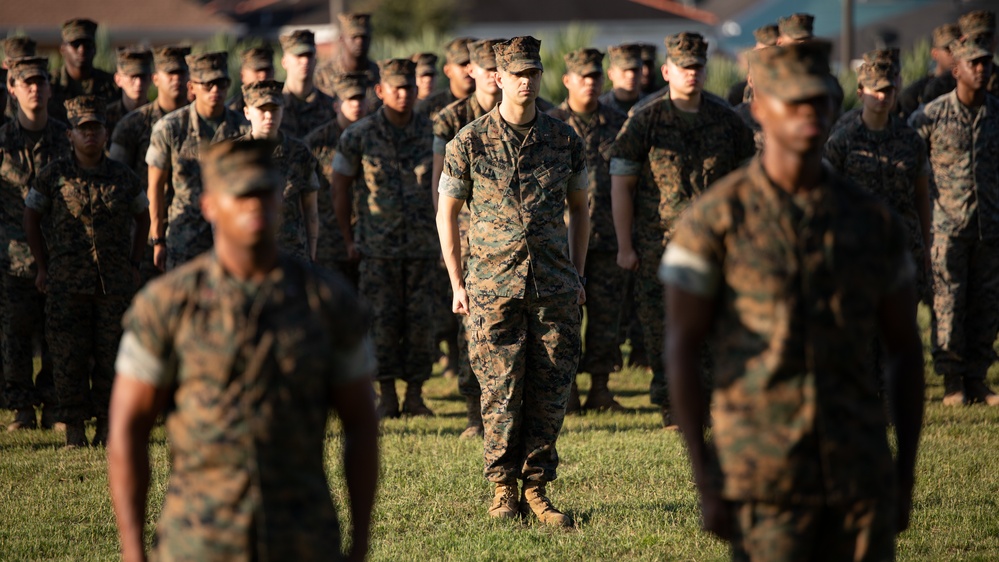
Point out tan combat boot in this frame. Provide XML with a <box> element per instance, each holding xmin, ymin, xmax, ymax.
<box><xmin>520</xmin><ymin>481</ymin><xmax>573</xmax><ymax>527</ymax></box>
<box><xmin>942</xmin><ymin>374</ymin><xmax>964</xmax><ymax>406</ymax></box>
<box><xmin>64</xmin><ymin>421</ymin><xmax>88</xmax><ymax>449</ymax></box>
<box><xmin>565</xmin><ymin>380</ymin><xmax>581</xmax><ymax>415</ymax></box>
<box><xmin>376</xmin><ymin>381</ymin><xmax>400</xmax><ymax>420</ymax></box>
<box><xmin>582</xmin><ymin>373</ymin><xmax>626</xmax><ymax>412</ymax></box>
<box><xmin>40</xmin><ymin>406</ymin><xmax>66</xmax><ymax>431</ymax></box>
<box><xmin>964</xmin><ymin>379</ymin><xmax>999</xmax><ymax>406</ymax></box>
<box><xmin>459</xmin><ymin>395</ymin><xmax>483</xmax><ymax>439</ymax></box>
<box><xmin>6</xmin><ymin>408</ymin><xmax>36</xmax><ymax>432</ymax></box>
<box><xmin>488</xmin><ymin>482</ymin><xmax>520</xmax><ymax>519</ymax></box>
<box><xmin>401</xmin><ymin>382</ymin><xmax>434</xmax><ymax>417</ymax></box>
<box><xmin>660</xmin><ymin>405</ymin><xmax>678</xmax><ymax>430</ymax></box>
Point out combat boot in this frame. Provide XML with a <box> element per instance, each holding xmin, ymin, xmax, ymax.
<box><xmin>520</xmin><ymin>481</ymin><xmax>573</xmax><ymax>527</ymax></box>
<box><xmin>964</xmin><ymin>379</ymin><xmax>999</xmax><ymax>406</ymax></box>
<box><xmin>92</xmin><ymin>417</ymin><xmax>109</xmax><ymax>447</ymax></box>
<box><xmin>583</xmin><ymin>373</ymin><xmax>626</xmax><ymax>412</ymax></box>
<box><xmin>565</xmin><ymin>380</ymin><xmax>581</xmax><ymax>414</ymax></box>
<box><xmin>660</xmin><ymin>405</ymin><xmax>678</xmax><ymax>429</ymax></box>
<box><xmin>376</xmin><ymin>381</ymin><xmax>400</xmax><ymax>420</ymax></box>
<box><xmin>6</xmin><ymin>408</ymin><xmax>36</xmax><ymax>432</ymax></box>
<box><xmin>942</xmin><ymin>374</ymin><xmax>964</xmax><ymax>406</ymax></box>
<box><xmin>40</xmin><ymin>406</ymin><xmax>65</xmax><ymax>431</ymax></box>
<box><xmin>64</xmin><ymin>421</ymin><xmax>88</xmax><ymax>449</ymax></box>
<box><xmin>488</xmin><ymin>482</ymin><xmax>520</xmax><ymax>519</ymax></box>
<box><xmin>459</xmin><ymin>395</ymin><xmax>483</xmax><ymax>439</ymax></box>
<box><xmin>401</xmin><ymin>382</ymin><xmax>434</xmax><ymax>417</ymax></box>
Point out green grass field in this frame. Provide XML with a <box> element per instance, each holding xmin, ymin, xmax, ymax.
<box><xmin>1</xmin><ymin>310</ymin><xmax>998</xmax><ymax>561</ymax></box>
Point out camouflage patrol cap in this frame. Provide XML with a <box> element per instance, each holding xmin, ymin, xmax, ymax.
<box><xmin>862</xmin><ymin>48</ymin><xmax>900</xmax><ymax>72</ymax></box>
<box><xmin>639</xmin><ymin>43</ymin><xmax>658</xmax><ymax>64</ymax></box>
<box><xmin>933</xmin><ymin>24</ymin><xmax>962</xmax><ymax>50</ymax></box>
<box><xmin>338</xmin><ymin>13</ymin><xmax>372</xmax><ymax>37</ymax></box>
<box><xmin>493</xmin><ymin>36</ymin><xmax>543</xmax><ymax>73</ymax></box>
<box><xmin>445</xmin><ymin>37</ymin><xmax>475</xmax><ymax>65</ymax></box>
<box><xmin>280</xmin><ymin>30</ymin><xmax>316</xmax><ymax>56</ymax></box>
<box><xmin>778</xmin><ymin>13</ymin><xmax>815</xmax><ymax>40</ymax></box>
<box><xmin>411</xmin><ymin>52</ymin><xmax>438</xmax><ymax>76</ymax></box>
<box><xmin>564</xmin><ymin>48</ymin><xmax>604</xmax><ymax>76</ymax></box>
<box><xmin>202</xmin><ymin>139</ymin><xmax>282</xmax><ymax>196</ymax></box>
<box><xmin>607</xmin><ymin>43</ymin><xmax>643</xmax><ymax>70</ymax></box>
<box><xmin>7</xmin><ymin>57</ymin><xmax>48</xmax><ymax>82</ymax></box>
<box><xmin>959</xmin><ymin>10</ymin><xmax>996</xmax><ymax>37</ymax></box>
<box><xmin>116</xmin><ymin>47</ymin><xmax>154</xmax><ymax>76</ymax></box>
<box><xmin>468</xmin><ymin>39</ymin><xmax>504</xmax><ymax>69</ymax></box>
<box><xmin>333</xmin><ymin>71</ymin><xmax>369</xmax><ymax>99</ymax></box>
<box><xmin>951</xmin><ymin>34</ymin><xmax>992</xmax><ymax>62</ymax></box>
<box><xmin>748</xmin><ymin>40</ymin><xmax>836</xmax><ymax>102</ymax></box>
<box><xmin>242</xmin><ymin>80</ymin><xmax>284</xmax><ymax>108</ymax></box>
<box><xmin>666</xmin><ymin>32</ymin><xmax>708</xmax><ymax>67</ymax></box>
<box><xmin>241</xmin><ymin>46</ymin><xmax>274</xmax><ymax>71</ymax></box>
<box><xmin>753</xmin><ymin>24</ymin><xmax>780</xmax><ymax>47</ymax></box>
<box><xmin>186</xmin><ymin>51</ymin><xmax>229</xmax><ymax>83</ymax></box>
<box><xmin>154</xmin><ymin>46</ymin><xmax>191</xmax><ymax>73</ymax></box>
<box><xmin>857</xmin><ymin>59</ymin><xmax>898</xmax><ymax>91</ymax></box>
<box><xmin>378</xmin><ymin>59</ymin><xmax>417</xmax><ymax>87</ymax></box>
<box><xmin>61</xmin><ymin>18</ymin><xmax>98</xmax><ymax>43</ymax></box>
<box><xmin>64</xmin><ymin>95</ymin><xmax>106</xmax><ymax>127</ymax></box>
<box><xmin>3</xmin><ymin>37</ymin><xmax>37</xmax><ymax>61</ymax></box>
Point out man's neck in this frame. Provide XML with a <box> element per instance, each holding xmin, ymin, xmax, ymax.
<box><xmin>567</xmin><ymin>96</ymin><xmax>597</xmax><ymax>114</ymax></box>
<box><xmin>122</xmin><ymin>94</ymin><xmax>144</xmax><ymax>113</ymax></box>
<box><xmin>216</xmin><ymin>239</ymin><xmax>278</xmax><ymax>282</ymax></box>
<box><xmin>474</xmin><ymin>88</ymin><xmax>501</xmax><ymax>112</ymax></box>
<box><xmin>74</xmin><ymin>148</ymin><xmax>103</xmax><ymax>170</ymax></box>
<box><xmin>934</xmin><ymin>65</ymin><xmax>951</xmax><ymax>77</ymax></box>
<box><xmin>336</xmin><ymin>113</ymin><xmax>355</xmax><ymax>130</ymax></box>
<box><xmin>761</xmin><ymin>142</ymin><xmax>824</xmax><ymax>195</ymax></box>
<box><xmin>339</xmin><ymin>52</ymin><xmax>363</xmax><ymax>72</ymax></box>
<box><xmin>284</xmin><ymin>78</ymin><xmax>314</xmax><ymax>100</ymax></box>
<box><xmin>252</xmin><ymin>128</ymin><xmax>280</xmax><ymax>140</ymax></box>
<box><xmin>382</xmin><ymin>106</ymin><xmax>412</xmax><ymax>128</ymax></box>
<box><xmin>16</xmin><ymin>109</ymin><xmax>47</xmax><ymax>132</ymax></box>
<box><xmin>450</xmin><ymin>83</ymin><xmax>471</xmax><ymax>99</ymax></box>
<box><xmin>956</xmin><ymin>82</ymin><xmax>986</xmax><ymax>109</ymax></box>
<box><xmin>195</xmin><ymin>100</ymin><xmax>224</xmax><ymax>120</ymax></box>
<box><xmin>499</xmin><ymin>99</ymin><xmax>536</xmax><ymax>125</ymax></box>
<box><xmin>157</xmin><ymin>95</ymin><xmax>184</xmax><ymax>114</ymax></box>
<box><xmin>670</xmin><ymin>89</ymin><xmax>702</xmax><ymax>112</ymax></box>
<box><xmin>65</xmin><ymin>65</ymin><xmax>90</xmax><ymax>81</ymax></box>
<box><xmin>861</xmin><ymin>107</ymin><xmax>890</xmax><ymax>131</ymax></box>
<box><xmin>613</xmin><ymin>88</ymin><xmax>639</xmax><ymax>102</ymax></box>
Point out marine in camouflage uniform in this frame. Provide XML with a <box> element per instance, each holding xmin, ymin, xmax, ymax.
<box><xmin>732</xmin><ymin>26</ymin><xmax>781</xmax><ymax>152</ymax></box>
<box><xmin>958</xmin><ymin>10</ymin><xmax>999</xmax><ymax>99</ymax></box>
<box><xmin>305</xmin><ymin>72</ymin><xmax>369</xmax><ymax>282</ymax></box>
<box><xmin>549</xmin><ymin>48</ymin><xmax>629</xmax><ymax>413</ymax></box>
<box><xmin>146</xmin><ymin>51</ymin><xmax>250</xmax><ymax>271</ymax></box>
<box><xmin>610</xmin><ymin>32</ymin><xmax>754</xmax><ymax>426</ymax></box>
<box><xmin>24</xmin><ymin>96</ymin><xmax>148</xmax><ymax>447</ymax></box>
<box><xmin>278</xmin><ymin>31</ymin><xmax>336</xmax><ymax>139</ymax></box>
<box><xmin>439</xmin><ymin>37</ymin><xmax>588</xmax><ymax>527</ymax></box>
<box><xmin>910</xmin><ymin>34</ymin><xmax>999</xmax><ymax>406</ymax></box>
<box><xmin>412</xmin><ymin>52</ymin><xmax>438</xmax><ymax>101</ymax></box>
<box><xmin>598</xmin><ymin>44</ymin><xmax>645</xmax><ymax>115</ymax></box>
<box><xmin>2</xmin><ymin>36</ymin><xmax>37</xmax><ymax>122</ymax></box>
<box><xmin>237</xmin><ymin>80</ymin><xmax>320</xmax><ymax>262</ymax></box>
<box><xmin>776</xmin><ymin>13</ymin><xmax>845</xmax><ymax>116</ymax></box>
<box><xmin>431</xmin><ymin>38</ymin><xmax>504</xmax><ymax>438</ymax></box>
<box><xmin>332</xmin><ymin>59</ymin><xmax>438</xmax><ymax>418</ymax></box>
<box><xmin>226</xmin><ymin>46</ymin><xmax>274</xmax><ymax>116</ymax></box>
<box><xmin>826</xmin><ymin>52</ymin><xmax>932</xmax><ymax>298</ymax></box>
<box><xmin>896</xmin><ymin>24</ymin><xmax>960</xmax><ymax>121</ymax></box>
<box><xmin>831</xmin><ymin>49</ymin><xmax>900</xmax><ymax>136</ymax></box>
<box><xmin>110</xmin><ymin>46</ymin><xmax>191</xmax><ymax>286</ymax></box>
<box><xmin>661</xmin><ymin>41</ymin><xmax>924</xmax><ymax>561</ymax></box>
<box><xmin>49</xmin><ymin>19</ymin><xmax>118</xmax><ymax>124</ymax></box>
<box><xmin>108</xmin><ymin>139</ymin><xmax>378</xmax><ymax>562</ymax></box>
<box><xmin>414</xmin><ymin>37</ymin><xmax>476</xmax><ymax>120</ymax></box>
<box><xmin>105</xmin><ymin>47</ymin><xmax>153</xmax><ymax>147</ymax></box>
<box><xmin>0</xmin><ymin>57</ymin><xmax>64</xmax><ymax>430</ymax></box>
<box><xmin>315</xmin><ymin>13</ymin><xmax>381</xmax><ymax>113</ymax></box>
<box><xmin>725</xmin><ymin>25</ymin><xmax>778</xmax><ymax>107</ymax></box>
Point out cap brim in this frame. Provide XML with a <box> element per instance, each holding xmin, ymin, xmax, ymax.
<box><xmin>193</xmin><ymin>70</ymin><xmax>228</xmax><ymax>82</ymax></box>
<box><xmin>957</xmin><ymin>46</ymin><xmax>992</xmax><ymax>61</ymax></box>
<box><xmin>383</xmin><ymin>76</ymin><xmax>416</xmax><ymax>87</ymax></box>
<box><xmin>247</xmin><ymin>61</ymin><xmax>274</xmax><ymax>71</ymax></box>
<box><xmin>416</xmin><ymin>66</ymin><xmax>435</xmax><ymax>76</ymax></box>
<box><xmin>286</xmin><ymin>45</ymin><xmax>315</xmax><ymax>56</ymax></box>
<box><xmin>62</xmin><ymin>31</ymin><xmax>94</xmax><ymax>43</ymax></box>
<box><xmin>670</xmin><ymin>55</ymin><xmax>706</xmax><ymax>68</ymax></box>
<box><xmin>247</xmin><ymin>94</ymin><xmax>284</xmax><ymax>108</ymax></box>
<box><xmin>71</xmin><ymin>114</ymin><xmax>105</xmax><ymax>127</ymax></box>
<box><xmin>859</xmin><ymin>77</ymin><xmax>894</xmax><ymax>91</ymax></box>
<box><xmin>338</xmin><ymin>86</ymin><xmax>366</xmax><ymax>99</ymax></box>
<box><xmin>157</xmin><ymin>62</ymin><xmax>187</xmax><ymax>73</ymax></box>
<box><xmin>759</xmin><ymin>74</ymin><xmax>836</xmax><ymax>102</ymax></box>
<box><xmin>447</xmin><ymin>56</ymin><xmax>471</xmax><ymax>65</ymax></box>
<box><xmin>212</xmin><ymin>169</ymin><xmax>282</xmax><ymax>196</ymax></box>
<box><xmin>503</xmin><ymin>60</ymin><xmax>544</xmax><ymax>73</ymax></box>
<box><xmin>16</xmin><ymin>68</ymin><xmax>48</xmax><ymax>81</ymax></box>
<box><xmin>571</xmin><ymin>63</ymin><xmax>604</xmax><ymax>76</ymax></box>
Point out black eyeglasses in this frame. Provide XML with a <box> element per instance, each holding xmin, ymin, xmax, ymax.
<box><xmin>69</xmin><ymin>39</ymin><xmax>95</xmax><ymax>50</ymax></box>
<box><xmin>193</xmin><ymin>79</ymin><xmax>231</xmax><ymax>91</ymax></box>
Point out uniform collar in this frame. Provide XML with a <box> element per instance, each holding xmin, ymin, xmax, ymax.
<box><xmin>484</xmin><ymin>103</ymin><xmax>554</xmax><ymax>148</ymax></box>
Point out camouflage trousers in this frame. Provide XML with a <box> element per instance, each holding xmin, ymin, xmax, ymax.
<box><xmin>930</xmin><ymin>235</ymin><xmax>999</xmax><ymax>381</ymax></box>
<box><xmin>2</xmin><ymin>274</ymin><xmax>54</xmax><ymax>409</ymax></box>
<box><xmin>633</xmin><ymin>248</ymin><xmax>668</xmax><ymax>405</ymax></box>
<box><xmin>579</xmin><ymin>251</ymin><xmax>627</xmax><ymax>375</ymax></box>
<box><xmin>730</xmin><ymin>495</ymin><xmax>896</xmax><ymax>562</ymax></box>
<box><xmin>46</xmin><ymin>292</ymin><xmax>130</xmax><ymax>422</ymax></box>
<box><xmin>468</xmin><ymin>289</ymin><xmax>580</xmax><ymax>484</ymax></box>
<box><xmin>359</xmin><ymin>258</ymin><xmax>437</xmax><ymax>384</ymax></box>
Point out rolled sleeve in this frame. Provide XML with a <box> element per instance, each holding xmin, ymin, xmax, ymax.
<box><xmin>145</xmin><ymin>122</ymin><xmax>171</xmax><ymax>171</ymax></box>
<box><xmin>332</xmin><ymin>152</ymin><xmax>360</xmax><ymax>177</ymax></box>
<box><xmin>24</xmin><ymin>188</ymin><xmax>51</xmax><ymax>214</ymax></box>
<box><xmin>610</xmin><ymin>158</ymin><xmax>643</xmax><ymax>176</ymax></box>
<box><xmin>433</xmin><ymin>136</ymin><xmax>448</xmax><ymax>156</ymax></box>
<box><xmin>439</xmin><ymin>172</ymin><xmax>471</xmax><ymax>200</ymax></box>
<box><xmin>130</xmin><ymin>191</ymin><xmax>150</xmax><ymax>214</ymax></box>
<box><xmin>567</xmin><ymin>167</ymin><xmax>588</xmax><ymax>192</ymax></box>
<box><xmin>331</xmin><ymin>334</ymin><xmax>377</xmax><ymax>385</ymax></box>
<box><xmin>658</xmin><ymin>243</ymin><xmax>720</xmax><ymax>296</ymax></box>
<box><xmin>115</xmin><ymin>331</ymin><xmax>172</xmax><ymax>388</ymax></box>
